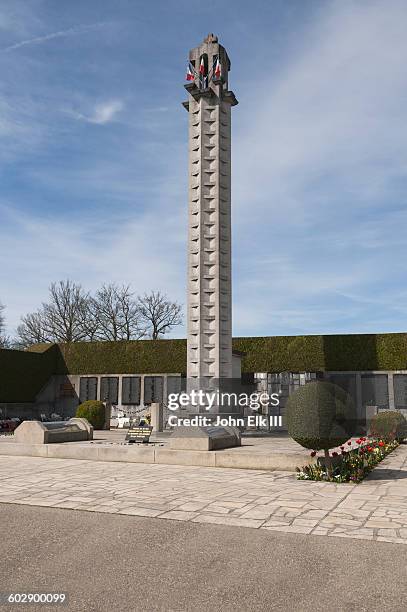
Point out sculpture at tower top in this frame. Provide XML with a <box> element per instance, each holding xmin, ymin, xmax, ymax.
<box><xmin>183</xmin><ymin>35</ymin><xmax>238</xmax><ymax>394</ymax></box>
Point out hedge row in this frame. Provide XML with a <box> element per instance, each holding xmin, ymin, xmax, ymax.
<box><xmin>233</xmin><ymin>335</ymin><xmax>325</xmax><ymax>372</ymax></box>
<box><xmin>55</xmin><ymin>339</ymin><xmax>187</xmax><ymax>375</ymax></box>
<box><xmin>321</xmin><ymin>333</ymin><xmax>407</xmax><ymax>371</ymax></box>
<box><xmin>0</xmin><ymin>344</ymin><xmax>57</xmax><ymax>403</ymax></box>
<box><xmin>56</xmin><ymin>333</ymin><xmax>407</xmax><ymax>375</ymax></box>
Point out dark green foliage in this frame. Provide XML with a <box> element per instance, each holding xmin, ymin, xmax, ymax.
<box><xmin>286</xmin><ymin>381</ymin><xmax>356</xmax><ymax>451</ymax></box>
<box><xmin>55</xmin><ymin>339</ymin><xmax>188</xmax><ymax>375</ymax></box>
<box><xmin>234</xmin><ymin>333</ymin><xmax>406</xmax><ymax>373</ymax></box>
<box><xmin>370</xmin><ymin>410</ymin><xmax>407</xmax><ymax>442</ymax></box>
<box><xmin>54</xmin><ymin>333</ymin><xmax>407</xmax><ymax>375</ymax></box>
<box><xmin>233</xmin><ymin>335</ymin><xmax>326</xmax><ymax>373</ymax></box>
<box><xmin>323</xmin><ymin>333</ymin><xmax>407</xmax><ymax>371</ymax></box>
<box><xmin>375</xmin><ymin>335</ymin><xmax>407</xmax><ymax>370</ymax></box>
<box><xmin>76</xmin><ymin>400</ymin><xmax>105</xmax><ymax>429</ymax></box>
<box><xmin>0</xmin><ymin>344</ymin><xmax>57</xmax><ymax>402</ymax></box>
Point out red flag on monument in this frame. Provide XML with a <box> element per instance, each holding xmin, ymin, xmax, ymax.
<box><xmin>199</xmin><ymin>57</ymin><xmax>205</xmax><ymax>75</ymax></box>
<box><xmin>186</xmin><ymin>64</ymin><xmax>194</xmax><ymax>81</ymax></box>
<box><xmin>214</xmin><ymin>58</ymin><xmax>221</xmax><ymax>78</ymax></box>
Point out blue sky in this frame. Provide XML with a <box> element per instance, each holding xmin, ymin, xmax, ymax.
<box><xmin>1</xmin><ymin>0</ymin><xmax>406</xmax><ymax>338</ymax></box>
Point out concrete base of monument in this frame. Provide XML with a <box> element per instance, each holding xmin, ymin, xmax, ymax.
<box><xmin>169</xmin><ymin>425</ymin><xmax>241</xmax><ymax>451</ymax></box>
<box><xmin>0</xmin><ymin>431</ymin><xmax>316</xmax><ymax>472</ymax></box>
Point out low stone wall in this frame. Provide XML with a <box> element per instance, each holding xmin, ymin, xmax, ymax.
<box><xmin>0</xmin><ymin>438</ymin><xmax>311</xmax><ymax>471</ymax></box>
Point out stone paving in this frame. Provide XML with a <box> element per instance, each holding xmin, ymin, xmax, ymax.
<box><xmin>91</xmin><ymin>430</ymin><xmax>311</xmax><ymax>454</ymax></box>
<box><xmin>1</xmin><ymin>429</ymin><xmax>318</xmax><ymax>456</ymax></box>
<box><xmin>0</xmin><ymin>444</ymin><xmax>406</xmax><ymax>544</ymax></box>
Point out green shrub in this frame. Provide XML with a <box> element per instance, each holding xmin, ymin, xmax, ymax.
<box><xmin>286</xmin><ymin>381</ymin><xmax>356</xmax><ymax>451</ymax></box>
<box><xmin>370</xmin><ymin>410</ymin><xmax>407</xmax><ymax>442</ymax></box>
<box><xmin>76</xmin><ymin>400</ymin><xmax>105</xmax><ymax>429</ymax></box>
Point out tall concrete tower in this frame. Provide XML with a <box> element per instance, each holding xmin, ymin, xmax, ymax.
<box><xmin>183</xmin><ymin>34</ymin><xmax>238</xmax><ymax>391</ymax></box>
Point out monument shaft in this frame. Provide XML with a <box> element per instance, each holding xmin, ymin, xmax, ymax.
<box><xmin>183</xmin><ymin>34</ymin><xmax>238</xmax><ymax>387</ymax></box>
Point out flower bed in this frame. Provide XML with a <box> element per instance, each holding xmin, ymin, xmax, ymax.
<box><xmin>296</xmin><ymin>437</ymin><xmax>399</xmax><ymax>483</ymax></box>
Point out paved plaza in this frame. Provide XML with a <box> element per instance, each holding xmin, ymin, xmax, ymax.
<box><xmin>0</xmin><ymin>443</ymin><xmax>407</xmax><ymax>544</ymax></box>
<box><xmin>0</xmin><ymin>431</ymin><xmax>338</xmax><ymax>470</ymax></box>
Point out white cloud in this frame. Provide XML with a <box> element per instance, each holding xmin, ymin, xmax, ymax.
<box><xmin>234</xmin><ymin>0</ymin><xmax>407</xmax><ymax>215</ymax></box>
<box><xmin>73</xmin><ymin>100</ymin><xmax>125</xmax><ymax>125</ymax></box>
<box><xmin>0</xmin><ymin>202</ymin><xmax>187</xmax><ymax>336</ymax></box>
<box><xmin>2</xmin><ymin>22</ymin><xmax>107</xmax><ymax>53</ymax></box>
<box><xmin>231</xmin><ymin>0</ymin><xmax>407</xmax><ymax>334</ymax></box>
<box><xmin>91</xmin><ymin>100</ymin><xmax>124</xmax><ymax>124</ymax></box>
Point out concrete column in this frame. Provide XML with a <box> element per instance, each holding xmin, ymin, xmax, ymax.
<box><xmin>388</xmin><ymin>372</ymin><xmax>395</xmax><ymax>410</ymax></box>
<box><xmin>151</xmin><ymin>403</ymin><xmax>163</xmax><ymax>432</ymax></box>
<box><xmin>117</xmin><ymin>375</ymin><xmax>123</xmax><ymax>409</ymax></box>
<box><xmin>140</xmin><ymin>375</ymin><xmax>145</xmax><ymax>406</ymax></box>
<box><xmin>104</xmin><ymin>402</ymin><xmax>111</xmax><ymax>430</ymax></box>
<box><xmin>184</xmin><ymin>34</ymin><xmax>238</xmax><ymax>398</ymax></box>
<box><xmin>356</xmin><ymin>373</ymin><xmax>363</xmax><ymax>421</ymax></box>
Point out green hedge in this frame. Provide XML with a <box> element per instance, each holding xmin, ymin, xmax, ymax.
<box><xmin>0</xmin><ymin>345</ymin><xmax>57</xmax><ymax>402</ymax></box>
<box><xmin>55</xmin><ymin>339</ymin><xmax>188</xmax><ymax>375</ymax></box>
<box><xmin>235</xmin><ymin>333</ymin><xmax>407</xmax><ymax>373</ymax></box>
<box><xmin>322</xmin><ymin>334</ymin><xmax>407</xmax><ymax>371</ymax></box>
<box><xmin>55</xmin><ymin>336</ymin><xmax>328</xmax><ymax>375</ymax></box>
<box><xmin>39</xmin><ymin>333</ymin><xmax>407</xmax><ymax>376</ymax></box>
<box><xmin>234</xmin><ymin>335</ymin><xmax>326</xmax><ymax>372</ymax></box>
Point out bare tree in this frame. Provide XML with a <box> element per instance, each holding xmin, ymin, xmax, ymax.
<box><xmin>17</xmin><ymin>311</ymin><xmax>51</xmax><ymax>346</ymax></box>
<box><xmin>89</xmin><ymin>284</ymin><xmax>145</xmax><ymax>341</ymax></box>
<box><xmin>137</xmin><ymin>291</ymin><xmax>183</xmax><ymax>339</ymax></box>
<box><xmin>42</xmin><ymin>280</ymin><xmax>90</xmax><ymax>342</ymax></box>
<box><xmin>16</xmin><ymin>282</ymin><xmax>182</xmax><ymax>346</ymax></box>
<box><xmin>114</xmin><ymin>285</ymin><xmax>146</xmax><ymax>340</ymax></box>
<box><xmin>81</xmin><ymin>304</ymin><xmax>99</xmax><ymax>341</ymax></box>
<box><xmin>0</xmin><ymin>301</ymin><xmax>10</xmax><ymax>348</ymax></box>
<box><xmin>17</xmin><ymin>280</ymin><xmax>90</xmax><ymax>345</ymax></box>
<box><xmin>0</xmin><ymin>302</ymin><xmax>5</xmax><ymax>342</ymax></box>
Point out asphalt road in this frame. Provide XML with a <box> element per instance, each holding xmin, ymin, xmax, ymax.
<box><xmin>1</xmin><ymin>503</ymin><xmax>406</xmax><ymax>612</ymax></box>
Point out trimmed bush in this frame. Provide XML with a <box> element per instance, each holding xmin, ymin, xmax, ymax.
<box><xmin>370</xmin><ymin>410</ymin><xmax>407</xmax><ymax>442</ymax></box>
<box><xmin>286</xmin><ymin>381</ymin><xmax>356</xmax><ymax>451</ymax></box>
<box><xmin>76</xmin><ymin>400</ymin><xmax>105</xmax><ymax>429</ymax></box>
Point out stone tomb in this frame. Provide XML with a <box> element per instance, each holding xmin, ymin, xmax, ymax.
<box><xmin>14</xmin><ymin>417</ymin><xmax>93</xmax><ymax>445</ymax></box>
<box><xmin>169</xmin><ymin>425</ymin><xmax>241</xmax><ymax>451</ymax></box>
